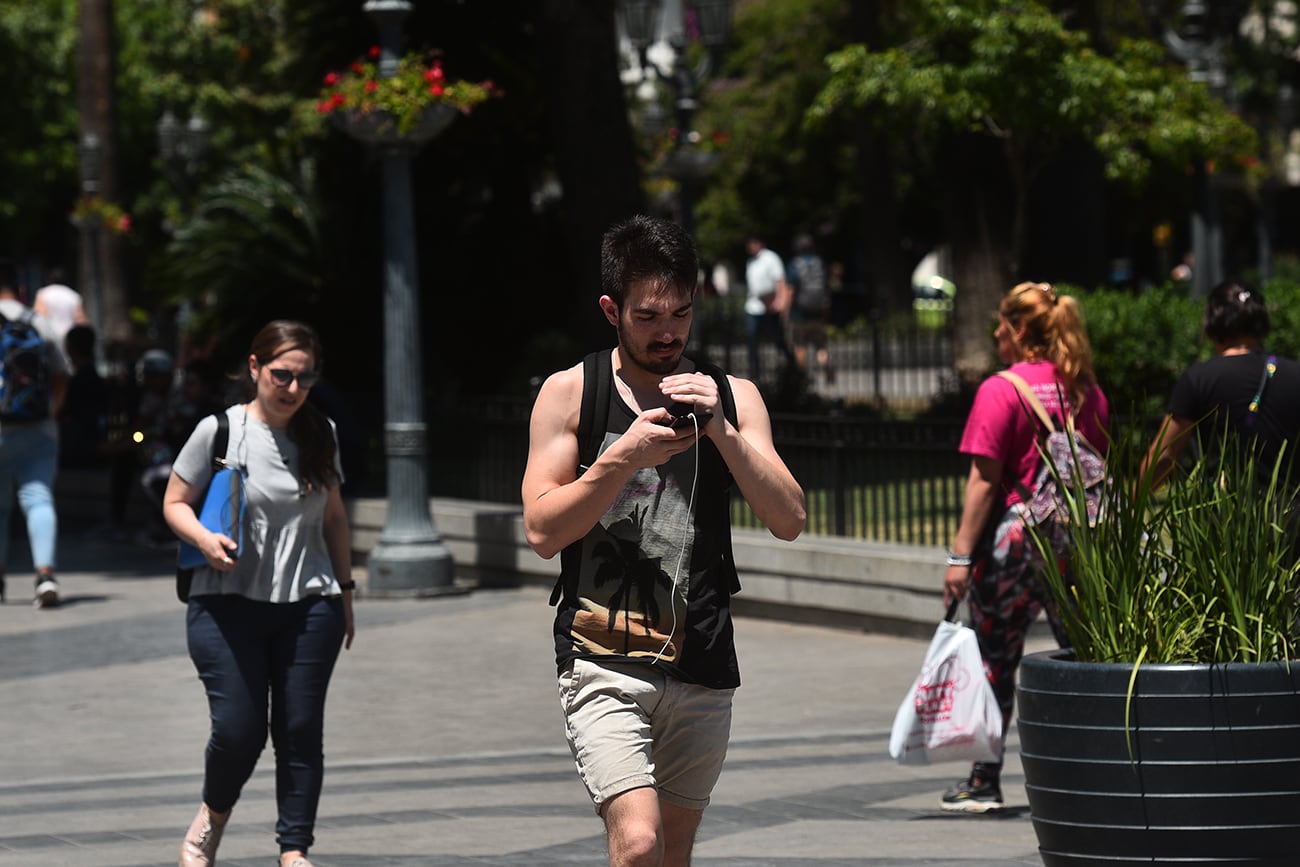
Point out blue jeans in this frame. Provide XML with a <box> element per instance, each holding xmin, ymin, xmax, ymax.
<box><xmin>0</xmin><ymin>424</ymin><xmax>58</xmax><ymax>571</ymax></box>
<box><xmin>187</xmin><ymin>594</ymin><xmax>346</xmax><ymax>854</ymax></box>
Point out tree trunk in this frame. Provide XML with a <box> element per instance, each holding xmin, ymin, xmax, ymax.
<box><xmin>942</xmin><ymin>134</ymin><xmax>1015</xmax><ymax>389</ymax></box>
<box><xmin>849</xmin><ymin>1</ymin><xmax>912</xmax><ymax>315</ymax></box>
<box><xmin>77</xmin><ymin>0</ymin><xmax>130</xmax><ymax>353</ymax></box>
<box><xmin>535</xmin><ymin>0</ymin><xmax>646</xmax><ymax>349</ymax></box>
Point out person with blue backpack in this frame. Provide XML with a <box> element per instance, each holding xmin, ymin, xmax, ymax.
<box><xmin>0</xmin><ymin>265</ymin><xmax>71</xmax><ymax>608</ymax></box>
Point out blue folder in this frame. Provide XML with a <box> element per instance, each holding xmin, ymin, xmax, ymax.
<box><xmin>177</xmin><ymin>465</ymin><xmax>245</xmax><ymax>569</ymax></box>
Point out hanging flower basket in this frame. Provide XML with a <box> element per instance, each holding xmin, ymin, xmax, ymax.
<box><xmin>69</xmin><ymin>196</ymin><xmax>132</xmax><ymax>235</ymax></box>
<box><xmin>332</xmin><ymin>104</ymin><xmax>458</xmax><ymax>146</ymax></box>
<box><xmin>315</xmin><ymin>48</ymin><xmax>497</xmax><ymax>144</ymax></box>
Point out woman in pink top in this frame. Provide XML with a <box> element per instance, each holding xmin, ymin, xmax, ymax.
<box><xmin>939</xmin><ymin>282</ymin><xmax>1109</xmax><ymax>814</ymax></box>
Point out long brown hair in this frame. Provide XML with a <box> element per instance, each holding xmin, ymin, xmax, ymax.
<box><xmin>244</xmin><ymin>320</ymin><xmax>340</xmax><ymax>492</ymax></box>
<box><xmin>999</xmin><ymin>281</ymin><xmax>1097</xmax><ymax>409</ymax></box>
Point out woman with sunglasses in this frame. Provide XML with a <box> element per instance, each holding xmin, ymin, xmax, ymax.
<box><xmin>164</xmin><ymin>320</ymin><xmax>354</xmax><ymax>867</ymax></box>
<box><xmin>939</xmin><ymin>282</ymin><xmax>1109</xmax><ymax>814</ymax></box>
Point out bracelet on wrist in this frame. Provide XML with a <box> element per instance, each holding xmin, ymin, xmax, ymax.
<box><xmin>337</xmin><ymin>580</ymin><xmax>357</xmax><ymax>592</ymax></box>
<box><xmin>945</xmin><ymin>552</ymin><xmax>973</xmax><ymax>567</ymax></box>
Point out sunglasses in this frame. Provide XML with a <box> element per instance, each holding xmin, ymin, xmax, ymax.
<box><xmin>266</xmin><ymin>368</ymin><xmax>321</xmax><ymax>389</ymax></box>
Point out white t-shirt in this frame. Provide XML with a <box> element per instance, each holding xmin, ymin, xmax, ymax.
<box><xmin>744</xmin><ymin>247</ymin><xmax>786</xmax><ymax>315</ymax></box>
<box><xmin>33</xmin><ymin>284</ymin><xmax>84</xmax><ymax>344</ymax></box>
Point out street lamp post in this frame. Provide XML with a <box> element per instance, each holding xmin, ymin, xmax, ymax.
<box><xmin>344</xmin><ymin>0</ymin><xmax>462</xmax><ymax>597</ymax></box>
<box><xmin>76</xmin><ymin>132</ymin><xmax>104</xmax><ymax>349</ymax></box>
<box><xmin>618</xmin><ymin>0</ymin><xmax>733</xmax><ymax>238</ymax></box>
<box><xmin>156</xmin><ymin>108</ymin><xmax>211</xmax><ymax>202</ymax></box>
<box><xmin>1162</xmin><ymin>0</ymin><xmax>1232</xmax><ymax>297</ymax></box>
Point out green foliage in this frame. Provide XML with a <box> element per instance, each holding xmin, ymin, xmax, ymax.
<box><xmin>157</xmin><ymin>161</ymin><xmax>327</xmax><ymax>362</ymax></box>
<box><xmin>810</xmin><ymin>0</ymin><xmax>1258</xmax><ymax>188</ymax></box>
<box><xmin>1079</xmin><ymin>284</ymin><xmax>1205</xmax><ymax>417</ymax></box>
<box><xmin>1030</xmin><ymin>426</ymin><xmax>1300</xmax><ymax>665</ymax></box>
<box><xmin>690</xmin><ymin>0</ymin><xmax>859</xmax><ymax>259</ymax></box>
<box><xmin>0</xmin><ymin>0</ymin><xmax>78</xmax><ymax>250</ymax></box>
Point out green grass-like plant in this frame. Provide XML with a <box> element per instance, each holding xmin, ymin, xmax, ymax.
<box><xmin>1028</xmin><ymin>425</ymin><xmax>1300</xmax><ymax>666</ymax></box>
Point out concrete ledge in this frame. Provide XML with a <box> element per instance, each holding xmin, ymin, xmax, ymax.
<box><xmin>346</xmin><ymin>497</ymin><xmax>945</xmax><ymax>637</ymax></box>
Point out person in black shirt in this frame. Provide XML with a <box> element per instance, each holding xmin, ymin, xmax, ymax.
<box><xmin>1142</xmin><ymin>280</ymin><xmax>1300</xmax><ymax>485</ymax></box>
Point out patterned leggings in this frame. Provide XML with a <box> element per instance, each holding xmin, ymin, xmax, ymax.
<box><xmin>966</xmin><ymin>504</ymin><xmax>1068</xmax><ymax>780</ymax></box>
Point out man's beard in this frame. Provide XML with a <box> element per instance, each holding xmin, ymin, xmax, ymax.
<box><xmin>617</xmin><ymin>321</ymin><xmax>683</xmax><ymax>376</ymax></box>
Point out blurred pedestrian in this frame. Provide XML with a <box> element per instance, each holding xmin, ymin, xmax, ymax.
<box><xmin>166</xmin><ymin>320</ymin><xmax>354</xmax><ymax>867</ymax></box>
<box><xmin>786</xmin><ymin>234</ymin><xmax>833</xmax><ymax>381</ymax></box>
<box><xmin>743</xmin><ymin>235</ymin><xmax>795</xmax><ymax>381</ymax></box>
<box><xmin>0</xmin><ymin>266</ymin><xmax>71</xmax><ymax>607</ymax></box>
<box><xmin>1141</xmin><ymin>279</ymin><xmax>1300</xmax><ymax>487</ymax></box>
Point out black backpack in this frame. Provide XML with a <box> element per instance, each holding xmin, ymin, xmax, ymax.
<box><xmin>0</xmin><ymin>310</ymin><xmax>51</xmax><ymax>422</ymax></box>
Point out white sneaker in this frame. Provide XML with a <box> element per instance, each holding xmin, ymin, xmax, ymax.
<box><xmin>34</xmin><ymin>575</ymin><xmax>60</xmax><ymax>609</ymax></box>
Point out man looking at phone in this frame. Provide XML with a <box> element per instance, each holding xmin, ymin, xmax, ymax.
<box><xmin>522</xmin><ymin>215</ymin><xmax>805</xmax><ymax>866</ymax></box>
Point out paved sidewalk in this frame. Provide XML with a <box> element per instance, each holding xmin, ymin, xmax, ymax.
<box><xmin>0</xmin><ymin>533</ymin><xmax>1049</xmax><ymax>866</ymax></box>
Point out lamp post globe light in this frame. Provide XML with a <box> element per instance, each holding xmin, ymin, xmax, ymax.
<box><xmin>618</xmin><ymin>0</ymin><xmax>733</xmax><ymax>238</ymax></box>
<box><xmin>344</xmin><ymin>0</ymin><xmax>463</xmax><ymax>598</ymax></box>
<box><xmin>156</xmin><ymin>108</ymin><xmax>211</xmax><ymax>201</ymax></box>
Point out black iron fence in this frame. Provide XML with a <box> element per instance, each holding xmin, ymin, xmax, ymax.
<box><xmin>429</xmin><ymin>397</ymin><xmax>968</xmax><ymax>546</ymax></box>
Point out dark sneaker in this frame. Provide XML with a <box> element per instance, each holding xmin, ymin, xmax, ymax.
<box><xmin>34</xmin><ymin>575</ymin><xmax>60</xmax><ymax>609</ymax></box>
<box><xmin>941</xmin><ymin>777</ymin><xmax>1004</xmax><ymax>813</ymax></box>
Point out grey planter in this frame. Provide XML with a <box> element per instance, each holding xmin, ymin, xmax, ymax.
<box><xmin>1017</xmin><ymin>649</ymin><xmax>1300</xmax><ymax>866</ymax></box>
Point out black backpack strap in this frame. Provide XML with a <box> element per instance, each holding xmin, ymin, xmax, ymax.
<box><xmin>693</xmin><ymin>357</ymin><xmax>738</xmax><ymax>431</ymax></box>
<box><xmin>576</xmin><ymin>350</ymin><xmax>611</xmax><ymax>478</ymax></box>
<box><xmin>691</xmin><ymin>357</ymin><xmax>743</xmax><ymax>594</ymax></box>
<box><xmin>552</xmin><ymin>352</ymin><xmax>611</xmax><ymax>605</ymax></box>
<box><xmin>211</xmin><ymin>412</ymin><xmax>229</xmax><ymax>469</ymax></box>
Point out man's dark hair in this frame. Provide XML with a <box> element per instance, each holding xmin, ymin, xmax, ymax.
<box><xmin>601</xmin><ymin>215</ymin><xmax>698</xmax><ymax>308</ymax></box>
<box><xmin>65</xmin><ymin>324</ymin><xmax>96</xmax><ymax>360</ymax></box>
<box><xmin>1203</xmin><ymin>279</ymin><xmax>1270</xmax><ymax>344</ymax></box>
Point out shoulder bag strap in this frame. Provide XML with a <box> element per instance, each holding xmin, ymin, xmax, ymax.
<box><xmin>997</xmin><ymin>371</ymin><xmax>1057</xmax><ymax>433</ymax></box>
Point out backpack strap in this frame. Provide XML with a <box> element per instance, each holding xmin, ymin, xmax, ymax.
<box><xmin>211</xmin><ymin>412</ymin><xmax>229</xmax><ymax>470</ymax></box>
<box><xmin>576</xmin><ymin>350</ymin><xmax>611</xmax><ymax>478</ymax></box>
<box><xmin>997</xmin><ymin>371</ymin><xmax>1058</xmax><ymax>433</ymax></box>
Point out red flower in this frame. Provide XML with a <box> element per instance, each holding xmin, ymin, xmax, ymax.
<box><xmin>315</xmin><ymin>100</ymin><xmax>332</xmax><ymax>114</ymax></box>
<box><xmin>364</xmin><ymin>80</ymin><xmax>378</xmax><ymax>94</ymax></box>
<box><xmin>368</xmin><ymin>45</ymin><xmax>381</xmax><ymax>59</ymax></box>
<box><xmin>116</xmin><ymin>214</ymin><xmax>132</xmax><ymax>234</ymax></box>
<box><xmin>324</xmin><ymin>71</ymin><xmax>339</xmax><ymax>86</ymax></box>
<box><xmin>429</xmin><ymin>84</ymin><xmax>445</xmax><ymax>98</ymax></box>
<box><xmin>330</xmin><ymin>92</ymin><xmax>347</xmax><ymax>108</ymax></box>
<box><xmin>350</xmin><ymin>62</ymin><xmax>365</xmax><ymax>74</ymax></box>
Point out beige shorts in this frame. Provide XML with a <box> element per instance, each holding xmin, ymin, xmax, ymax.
<box><xmin>558</xmin><ymin>658</ymin><xmax>735</xmax><ymax>814</ymax></box>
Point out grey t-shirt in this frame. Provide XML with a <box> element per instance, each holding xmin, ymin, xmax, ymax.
<box><xmin>173</xmin><ymin>404</ymin><xmax>345</xmax><ymax>603</ymax></box>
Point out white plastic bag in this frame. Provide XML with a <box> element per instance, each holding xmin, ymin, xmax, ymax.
<box><xmin>888</xmin><ymin>611</ymin><xmax>1003</xmax><ymax>765</ymax></box>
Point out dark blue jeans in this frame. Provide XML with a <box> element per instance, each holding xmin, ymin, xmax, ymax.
<box><xmin>187</xmin><ymin>594</ymin><xmax>346</xmax><ymax>854</ymax></box>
